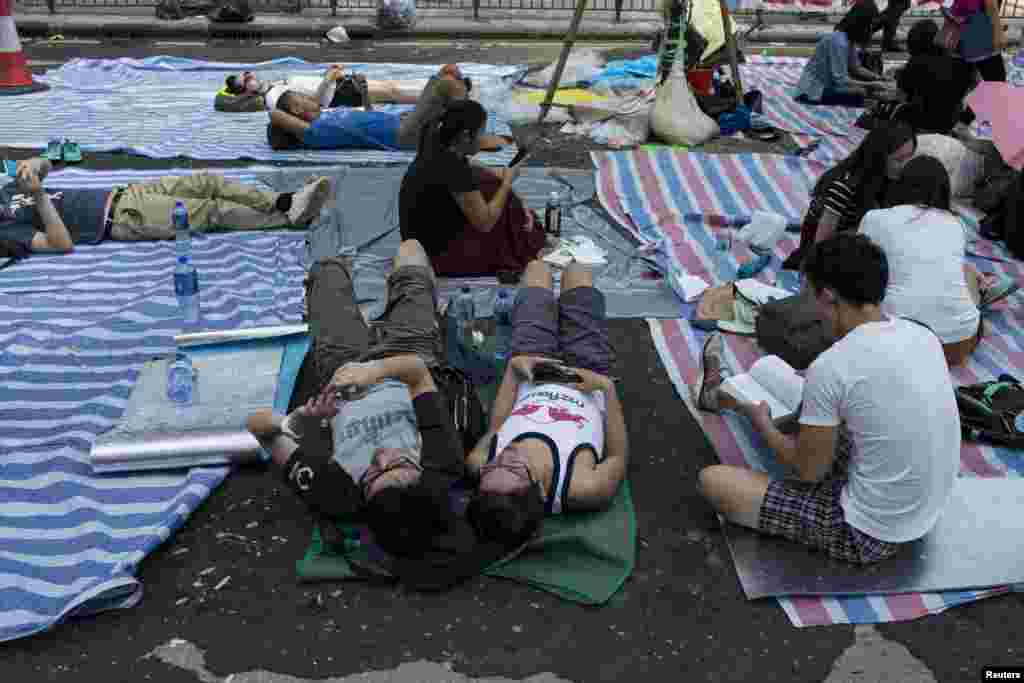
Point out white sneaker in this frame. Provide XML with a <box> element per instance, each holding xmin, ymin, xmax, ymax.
<box><xmin>288</xmin><ymin>177</ymin><xmax>331</xmax><ymax>226</ymax></box>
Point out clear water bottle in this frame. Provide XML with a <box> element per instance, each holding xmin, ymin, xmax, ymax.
<box><xmin>454</xmin><ymin>286</ymin><xmax>476</xmax><ymax>349</ymax></box>
<box><xmin>173</xmin><ymin>201</ymin><xmax>191</xmax><ymax>264</ymax></box>
<box><xmin>493</xmin><ymin>289</ymin><xmax>514</xmax><ymax>361</ymax></box>
<box><xmin>174</xmin><ymin>256</ymin><xmax>200</xmax><ymax>327</ymax></box>
<box><xmin>544</xmin><ymin>191</ymin><xmax>562</xmax><ymax>238</ymax></box>
<box><xmin>166</xmin><ymin>351</ymin><xmax>195</xmax><ymax>404</ymax></box>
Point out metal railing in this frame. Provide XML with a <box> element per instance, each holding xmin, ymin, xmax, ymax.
<box><xmin>14</xmin><ymin>0</ymin><xmax>1021</xmax><ymax>25</ymax></box>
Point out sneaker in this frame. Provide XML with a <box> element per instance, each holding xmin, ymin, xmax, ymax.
<box><xmin>693</xmin><ymin>332</ymin><xmax>730</xmax><ymax>413</ymax></box>
<box><xmin>979</xmin><ymin>274</ymin><xmax>1020</xmax><ymax>309</ymax></box>
<box><xmin>288</xmin><ymin>177</ymin><xmax>331</xmax><ymax>226</ymax></box>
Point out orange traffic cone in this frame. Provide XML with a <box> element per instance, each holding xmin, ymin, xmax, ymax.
<box><xmin>0</xmin><ymin>0</ymin><xmax>48</xmax><ymax>95</ymax></box>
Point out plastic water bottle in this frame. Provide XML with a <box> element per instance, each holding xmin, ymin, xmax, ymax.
<box><xmin>493</xmin><ymin>289</ymin><xmax>514</xmax><ymax>361</ymax></box>
<box><xmin>173</xmin><ymin>201</ymin><xmax>191</xmax><ymax>263</ymax></box>
<box><xmin>166</xmin><ymin>351</ymin><xmax>195</xmax><ymax>404</ymax></box>
<box><xmin>453</xmin><ymin>286</ymin><xmax>476</xmax><ymax>350</ymax></box>
<box><xmin>171</xmin><ymin>202</ymin><xmax>200</xmax><ymax>327</ymax></box>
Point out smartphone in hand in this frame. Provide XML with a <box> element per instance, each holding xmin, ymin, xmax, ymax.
<box><xmin>532</xmin><ymin>361</ymin><xmax>582</xmax><ymax>385</ymax></box>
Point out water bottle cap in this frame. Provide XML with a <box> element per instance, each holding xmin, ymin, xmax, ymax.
<box><xmin>177</xmin><ymin>256</ymin><xmax>188</xmax><ymax>264</ymax></box>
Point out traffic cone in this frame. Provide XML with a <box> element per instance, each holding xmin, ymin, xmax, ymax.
<box><xmin>0</xmin><ymin>0</ymin><xmax>49</xmax><ymax>96</ymax></box>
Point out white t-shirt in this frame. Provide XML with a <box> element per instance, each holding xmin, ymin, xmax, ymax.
<box><xmin>861</xmin><ymin>206</ymin><xmax>979</xmax><ymax>345</ymax></box>
<box><xmin>799</xmin><ymin>319</ymin><xmax>960</xmax><ymax>543</ymax></box>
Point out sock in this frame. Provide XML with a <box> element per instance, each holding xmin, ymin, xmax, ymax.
<box><xmin>276</xmin><ymin>193</ymin><xmax>293</xmax><ymax>213</ymax></box>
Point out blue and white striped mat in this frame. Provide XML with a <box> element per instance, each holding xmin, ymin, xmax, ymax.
<box><xmin>1</xmin><ymin>57</ymin><xmax>521</xmax><ymax>164</ymax></box>
<box><xmin>0</xmin><ymin>165</ymin><xmax>319</xmax><ymax>642</ymax></box>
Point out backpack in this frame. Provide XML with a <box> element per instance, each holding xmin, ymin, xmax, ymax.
<box><xmin>956</xmin><ymin>374</ymin><xmax>1024</xmax><ymax>448</ymax></box>
<box><xmin>754</xmin><ymin>288</ymin><xmax>833</xmax><ymax>370</ymax></box>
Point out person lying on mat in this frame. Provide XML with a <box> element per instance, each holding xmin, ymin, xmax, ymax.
<box><xmin>219</xmin><ymin>66</ymin><xmax>422</xmax><ymax>113</ymax></box>
<box><xmin>246</xmin><ymin>241</ymin><xmax>469</xmax><ymax>558</ymax></box>
<box><xmin>464</xmin><ymin>260</ymin><xmax>628</xmax><ymax>549</ymax></box>
<box><xmin>398</xmin><ymin>100</ymin><xmax>545</xmax><ymax>277</ymax></box>
<box><xmin>694</xmin><ymin>233</ymin><xmax>960</xmax><ymax>565</ymax></box>
<box><xmin>862</xmin><ymin>156</ymin><xmax>1017</xmax><ymax>366</ymax></box>
<box><xmin>0</xmin><ymin>157</ymin><xmax>330</xmax><ymax>254</ymax></box>
<box><xmin>794</xmin><ymin>2</ymin><xmax>895</xmax><ymax>107</ymax></box>
<box><xmin>266</xmin><ymin>64</ymin><xmax>513</xmax><ymax>153</ymax></box>
<box><xmin>782</xmin><ymin>122</ymin><xmax>917</xmax><ymax>271</ymax></box>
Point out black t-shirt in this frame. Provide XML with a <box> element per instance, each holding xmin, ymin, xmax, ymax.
<box><xmin>897</xmin><ymin>54</ymin><xmax>975</xmax><ymax>134</ymax></box>
<box><xmin>398</xmin><ymin>149</ymin><xmax>480</xmax><ymax>256</ymax></box>
<box><xmin>0</xmin><ymin>184</ymin><xmax>110</xmax><ymax>250</ymax></box>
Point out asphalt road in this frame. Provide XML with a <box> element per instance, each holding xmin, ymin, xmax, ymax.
<box><xmin>3</xmin><ymin>41</ymin><xmax>1023</xmax><ymax>683</ymax></box>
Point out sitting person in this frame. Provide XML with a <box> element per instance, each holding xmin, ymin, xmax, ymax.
<box><xmin>398</xmin><ymin>100</ymin><xmax>545</xmax><ymax>276</ymax></box>
<box><xmin>861</xmin><ymin>155</ymin><xmax>1017</xmax><ymax>366</ymax></box>
<box><xmin>941</xmin><ymin>0</ymin><xmax>1007</xmax><ymax>83</ymax></box>
<box><xmin>794</xmin><ymin>2</ymin><xmax>893</xmax><ymax>107</ymax></box>
<box><xmin>1</xmin><ymin>158</ymin><xmax>329</xmax><ymax>253</ymax></box>
<box><xmin>266</xmin><ymin>64</ymin><xmax>512</xmax><ymax>153</ymax></box>
<box><xmin>465</xmin><ymin>260</ymin><xmax>627</xmax><ymax>549</ymax></box>
<box><xmin>783</xmin><ymin>122</ymin><xmax>917</xmax><ymax>270</ymax></box>
<box><xmin>246</xmin><ymin>241</ymin><xmax>467</xmax><ymax>557</ymax></box>
<box><xmin>218</xmin><ymin>66</ymin><xmax>423</xmax><ymax>113</ymax></box>
<box><xmin>694</xmin><ymin>233</ymin><xmax>961</xmax><ymax>564</ymax></box>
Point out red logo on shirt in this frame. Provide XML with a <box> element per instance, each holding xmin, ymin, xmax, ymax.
<box><xmin>510</xmin><ymin>403</ymin><xmax>587</xmax><ymax>428</ymax></box>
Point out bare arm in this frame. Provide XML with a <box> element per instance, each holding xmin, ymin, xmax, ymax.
<box><xmin>453</xmin><ymin>175</ymin><xmax>516</xmax><ymax>233</ymax></box>
<box><xmin>331</xmin><ymin>354</ymin><xmax>437</xmax><ymax>399</ymax></box>
<box><xmin>814</xmin><ymin>208</ymin><xmax>841</xmax><ymax>244</ymax></box>
<box><xmin>489</xmin><ymin>362</ymin><xmax>524</xmax><ymax>431</ymax></box>
<box><xmin>26</xmin><ymin>185</ymin><xmax>73</xmax><ymax>253</ymax></box>
<box><xmin>744</xmin><ymin>402</ymin><xmax>838</xmax><ymax>482</ymax></box>
<box><xmin>986</xmin><ymin>0</ymin><xmax>1005</xmax><ymax>50</ymax></box>
<box><xmin>566</xmin><ymin>378</ymin><xmax>629</xmax><ymax>510</ymax></box>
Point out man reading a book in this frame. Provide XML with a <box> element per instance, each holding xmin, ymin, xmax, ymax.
<box><xmin>692</xmin><ymin>233</ymin><xmax>960</xmax><ymax>564</ymax></box>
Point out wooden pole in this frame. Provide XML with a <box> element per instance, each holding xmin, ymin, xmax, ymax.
<box><xmin>536</xmin><ymin>0</ymin><xmax>590</xmax><ymax>124</ymax></box>
<box><xmin>719</xmin><ymin>0</ymin><xmax>743</xmax><ymax>106</ymax></box>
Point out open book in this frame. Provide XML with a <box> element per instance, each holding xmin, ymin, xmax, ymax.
<box><xmin>721</xmin><ymin>355</ymin><xmax>804</xmax><ymax>423</ymax></box>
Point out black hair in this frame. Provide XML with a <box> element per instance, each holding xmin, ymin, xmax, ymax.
<box><xmin>835</xmin><ymin>2</ymin><xmax>879</xmax><ymax>45</ymax></box>
<box><xmin>419</xmin><ymin>99</ymin><xmax>488</xmax><ymax>154</ymax></box>
<box><xmin>802</xmin><ymin>233</ymin><xmax>889</xmax><ymax>306</ymax></box>
<box><xmin>465</xmin><ymin>487</ymin><xmax>544</xmax><ymax>552</ymax></box>
<box><xmin>276</xmin><ymin>90</ymin><xmax>298</xmax><ymax>114</ymax></box>
<box><xmin>225</xmin><ymin>75</ymin><xmax>243</xmax><ymax>95</ymax></box>
<box><xmin>884</xmin><ymin>155</ymin><xmax>952</xmax><ymax>212</ymax></box>
<box><xmin>906</xmin><ymin>19</ymin><xmax>943</xmax><ymax>57</ymax></box>
<box><xmin>363</xmin><ymin>484</ymin><xmax>454</xmax><ymax>558</ymax></box>
<box><xmin>813</xmin><ymin>122</ymin><xmax>916</xmax><ymax>219</ymax></box>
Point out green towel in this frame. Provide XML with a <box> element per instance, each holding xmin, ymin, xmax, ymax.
<box><xmin>295</xmin><ymin>481</ymin><xmax>635</xmax><ymax>605</ymax></box>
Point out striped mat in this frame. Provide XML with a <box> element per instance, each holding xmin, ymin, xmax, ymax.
<box><xmin>1</xmin><ymin>57</ymin><xmax>520</xmax><ymax>164</ymax></box>
<box><xmin>595</xmin><ymin>148</ymin><xmax>1022</xmax><ymax>627</ymax></box>
<box><xmin>0</xmin><ymin>165</ymin><xmax>319</xmax><ymax>642</ymax></box>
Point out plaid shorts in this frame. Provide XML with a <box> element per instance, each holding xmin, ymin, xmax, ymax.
<box><xmin>757</xmin><ymin>437</ymin><xmax>902</xmax><ymax>564</ymax></box>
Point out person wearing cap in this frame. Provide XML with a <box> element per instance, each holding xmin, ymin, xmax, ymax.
<box><xmin>0</xmin><ymin>157</ymin><xmax>330</xmax><ymax>254</ymax></box>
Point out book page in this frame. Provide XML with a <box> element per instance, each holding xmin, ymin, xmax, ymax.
<box><xmin>748</xmin><ymin>356</ymin><xmax>804</xmax><ymax>413</ymax></box>
<box><xmin>721</xmin><ymin>373</ymin><xmax>793</xmax><ymax>420</ymax></box>
<box><xmin>733</xmin><ymin>279</ymin><xmax>792</xmax><ymax>305</ymax></box>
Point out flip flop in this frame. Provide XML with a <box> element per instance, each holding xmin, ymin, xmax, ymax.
<box><xmin>44</xmin><ymin>139</ymin><xmax>62</xmax><ymax>161</ymax></box>
<box><xmin>61</xmin><ymin>140</ymin><xmax>82</xmax><ymax>163</ymax></box>
<box><xmin>979</xmin><ymin>275</ymin><xmax>1020</xmax><ymax>309</ymax></box>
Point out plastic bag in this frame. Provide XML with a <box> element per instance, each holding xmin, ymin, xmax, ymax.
<box><xmin>650</xmin><ymin>75</ymin><xmax>719</xmax><ymax>146</ymax></box>
<box><xmin>737</xmin><ymin>211</ymin><xmax>787</xmax><ymax>252</ymax></box>
<box><xmin>524</xmin><ymin>48</ymin><xmax>605</xmax><ymax>89</ymax></box>
<box><xmin>377</xmin><ymin>0</ymin><xmax>416</xmax><ymax>30</ymax></box>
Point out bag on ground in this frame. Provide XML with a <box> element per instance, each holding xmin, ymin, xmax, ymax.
<box><xmin>956</xmin><ymin>375</ymin><xmax>1024</xmax><ymax>448</ymax></box>
<box><xmin>754</xmin><ymin>289</ymin><xmax>833</xmax><ymax>370</ymax></box>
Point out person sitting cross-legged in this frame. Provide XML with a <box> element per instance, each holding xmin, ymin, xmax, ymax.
<box><xmin>693</xmin><ymin>233</ymin><xmax>960</xmax><ymax>564</ymax></box>
<box><xmin>464</xmin><ymin>260</ymin><xmax>628</xmax><ymax>550</ymax></box>
<box><xmin>246</xmin><ymin>240</ymin><xmax>467</xmax><ymax>559</ymax></box>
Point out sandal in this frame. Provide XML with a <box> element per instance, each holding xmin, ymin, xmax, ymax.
<box><xmin>44</xmin><ymin>139</ymin><xmax>62</xmax><ymax>162</ymax></box>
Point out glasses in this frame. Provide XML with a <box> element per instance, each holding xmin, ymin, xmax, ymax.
<box><xmin>360</xmin><ymin>453</ymin><xmax>423</xmax><ymax>496</ymax></box>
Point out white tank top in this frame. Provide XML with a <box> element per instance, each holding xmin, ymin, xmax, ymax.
<box><xmin>490</xmin><ymin>383</ymin><xmax>606</xmax><ymax>514</ymax></box>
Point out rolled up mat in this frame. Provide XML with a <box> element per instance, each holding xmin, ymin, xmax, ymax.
<box><xmin>91</xmin><ymin>429</ymin><xmax>264</xmax><ymax>474</ymax></box>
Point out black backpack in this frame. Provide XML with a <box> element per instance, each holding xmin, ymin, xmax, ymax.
<box><xmin>956</xmin><ymin>374</ymin><xmax>1024</xmax><ymax>448</ymax></box>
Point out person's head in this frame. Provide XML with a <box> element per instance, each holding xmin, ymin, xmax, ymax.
<box><xmin>835</xmin><ymin>1</ymin><xmax>879</xmax><ymax>46</ymax></box>
<box><xmin>816</xmin><ymin>122</ymin><xmax>917</xmax><ymax>215</ymax></box>
<box><xmin>424</xmin><ymin>99</ymin><xmax>489</xmax><ymax>156</ymax></box>
<box><xmin>906</xmin><ymin>19</ymin><xmax>943</xmax><ymax>57</ymax></box>
<box><xmin>438</xmin><ymin>63</ymin><xmax>472</xmax><ymax>96</ymax></box>
<box><xmin>225</xmin><ymin>71</ymin><xmax>260</xmax><ymax>96</ymax></box>
<box><xmin>802</xmin><ymin>233</ymin><xmax>889</xmax><ymax>339</ymax></box>
<box><xmin>363</xmin><ymin>483</ymin><xmax>453</xmax><ymax>558</ymax></box>
<box><xmin>466</xmin><ymin>443</ymin><xmax>545</xmax><ymax>550</ymax></box>
<box><xmin>884</xmin><ymin>155</ymin><xmax>952</xmax><ymax>212</ymax></box>
<box><xmin>360</xmin><ymin>447</ymin><xmax>424</xmax><ymax>501</ymax></box>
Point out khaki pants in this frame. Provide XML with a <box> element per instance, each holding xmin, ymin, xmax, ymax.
<box><xmin>110</xmin><ymin>173</ymin><xmax>291</xmax><ymax>241</ymax></box>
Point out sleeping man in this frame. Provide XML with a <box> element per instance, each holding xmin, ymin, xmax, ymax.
<box><xmin>265</xmin><ymin>63</ymin><xmax>513</xmax><ymax>152</ymax></box>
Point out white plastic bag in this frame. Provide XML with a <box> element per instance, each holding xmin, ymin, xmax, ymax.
<box><xmin>649</xmin><ymin>74</ymin><xmax>718</xmax><ymax>146</ymax></box>
<box><xmin>914</xmin><ymin>134</ymin><xmax>986</xmax><ymax>198</ymax></box>
<box><xmin>738</xmin><ymin>211</ymin><xmax>788</xmax><ymax>251</ymax></box>
<box><xmin>377</xmin><ymin>0</ymin><xmax>416</xmax><ymax>30</ymax></box>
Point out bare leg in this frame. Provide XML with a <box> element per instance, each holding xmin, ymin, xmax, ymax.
<box><xmin>698</xmin><ymin>464</ymin><xmax>772</xmax><ymax>530</ymax></box>
<box><xmin>965</xmin><ymin>263</ymin><xmax>982</xmax><ymax>306</ymax></box>
<box><xmin>560</xmin><ymin>261</ymin><xmax>593</xmax><ymax>293</ymax></box>
<box><xmin>522</xmin><ymin>259</ymin><xmax>554</xmax><ymax>291</ymax></box>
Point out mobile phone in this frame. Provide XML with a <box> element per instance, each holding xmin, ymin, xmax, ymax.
<box><xmin>3</xmin><ymin>160</ymin><xmax>17</xmax><ymax>177</ymax></box>
<box><xmin>532</xmin><ymin>362</ymin><xmax>582</xmax><ymax>385</ymax></box>
<box><xmin>507</xmin><ymin>146</ymin><xmax>530</xmax><ymax>167</ymax></box>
